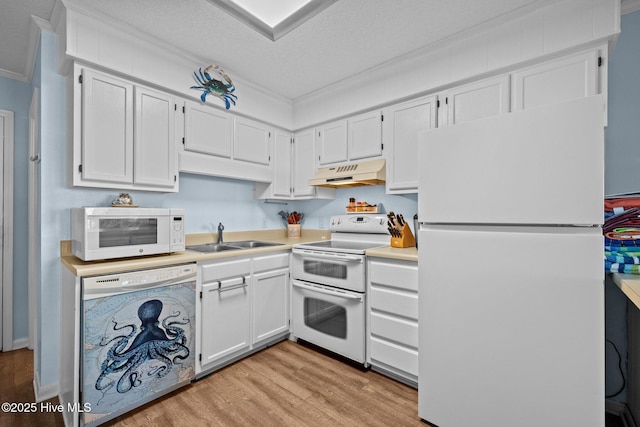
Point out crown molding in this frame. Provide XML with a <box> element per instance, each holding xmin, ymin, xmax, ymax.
<box><xmin>622</xmin><ymin>0</ymin><xmax>640</xmax><ymax>14</ymax></box>
<box><xmin>61</xmin><ymin>0</ymin><xmax>292</xmax><ymax>106</ymax></box>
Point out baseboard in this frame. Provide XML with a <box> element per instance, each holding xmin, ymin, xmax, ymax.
<box><xmin>607</xmin><ymin>399</ymin><xmax>637</xmax><ymax>427</ymax></box>
<box><xmin>33</xmin><ymin>370</ymin><xmax>60</xmax><ymax>403</ymax></box>
<box><xmin>12</xmin><ymin>337</ymin><xmax>28</xmax><ymax>350</ymax></box>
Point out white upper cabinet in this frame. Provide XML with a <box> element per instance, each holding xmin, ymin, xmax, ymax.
<box><xmin>384</xmin><ymin>96</ymin><xmax>437</xmax><ymax>194</ymax></box>
<box><xmin>253</xmin><ymin>127</ymin><xmax>335</xmax><ymax>200</ymax></box>
<box><xmin>291</xmin><ymin>128</ymin><xmax>318</xmax><ymax>198</ymax></box>
<box><xmin>271</xmin><ymin>129</ymin><xmax>293</xmax><ymax>198</ymax></box>
<box><xmin>317</xmin><ymin>110</ymin><xmax>383</xmax><ymax>165</ymax></box>
<box><xmin>234</xmin><ymin>116</ymin><xmax>271</xmax><ymax>166</ymax></box>
<box><xmin>438</xmin><ymin>74</ymin><xmax>511</xmax><ymax>126</ymax></box>
<box><xmin>179</xmin><ymin>109</ymin><xmax>272</xmax><ymax>183</ymax></box>
<box><xmin>74</xmin><ymin>66</ymin><xmax>178</xmax><ymax>192</ymax></box>
<box><xmin>317</xmin><ymin>120</ymin><xmax>348</xmax><ymax>165</ymax></box>
<box><xmin>80</xmin><ymin>68</ymin><xmax>134</xmax><ymax>185</ymax></box>
<box><xmin>183</xmin><ymin>100</ymin><xmax>232</xmax><ymax>158</ymax></box>
<box><xmin>134</xmin><ymin>86</ymin><xmax>177</xmax><ymax>188</ymax></box>
<box><xmin>511</xmin><ymin>50</ymin><xmax>599</xmax><ymax>111</ymax></box>
<box><xmin>349</xmin><ymin>110</ymin><xmax>383</xmax><ymax>160</ymax></box>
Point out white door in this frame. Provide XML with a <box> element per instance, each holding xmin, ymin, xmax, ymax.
<box><xmin>512</xmin><ymin>50</ymin><xmax>598</xmax><ymax>111</ymax></box>
<box><xmin>384</xmin><ymin>96</ymin><xmax>437</xmax><ymax>193</ymax></box>
<box><xmin>418</xmin><ymin>95</ymin><xmax>604</xmax><ymax>225</ymax></box>
<box><xmin>134</xmin><ymin>86</ymin><xmax>176</xmax><ymax>188</ymax></box>
<box><xmin>184</xmin><ymin>101</ymin><xmax>232</xmax><ymax>158</ymax></box>
<box><xmin>0</xmin><ymin>113</ymin><xmax>3</xmax><ymax>350</ymax></box>
<box><xmin>348</xmin><ymin>110</ymin><xmax>382</xmax><ymax>160</ymax></box>
<box><xmin>418</xmin><ymin>225</ymin><xmax>604</xmax><ymax>427</ymax></box>
<box><xmin>81</xmin><ymin>69</ymin><xmax>134</xmax><ymax>184</ymax></box>
<box><xmin>252</xmin><ymin>268</ymin><xmax>289</xmax><ymax>344</ymax></box>
<box><xmin>317</xmin><ymin>120</ymin><xmax>348</xmax><ymax>165</ymax></box>
<box><xmin>0</xmin><ymin>109</ymin><xmax>13</xmax><ymax>351</ymax></box>
<box><xmin>439</xmin><ymin>74</ymin><xmax>510</xmax><ymax>126</ymax></box>
<box><xmin>271</xmin><ymin>129</ymin><xmax>292</xmax><ymax>198</ymax></box>
<box><xmin>200</xmin><ymin>280</ymin><xmax>251</xmax><ymax>366</ymax></box>
<box><xmin>292</xmin><ymin>128</ymin><xmax>316</xmax><ymax>198</ymax></box>
<box><xmin>234</xmin><ymin>116</ymin><xmax>270</xmax><ymax>165</ymax></box>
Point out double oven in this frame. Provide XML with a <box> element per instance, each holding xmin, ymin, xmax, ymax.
<box><xmin>291</xmin><ymin>215</ymin><xmax>389</xmax><ymax>364</ymax></box>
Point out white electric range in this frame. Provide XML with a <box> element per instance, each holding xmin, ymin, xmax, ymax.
<box><xmin>291</xmin><ymin>214</ymin><xmax>389</xmax><ymax>364</ymax></box>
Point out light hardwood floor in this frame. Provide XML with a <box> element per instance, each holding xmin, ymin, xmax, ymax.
<box><xmin>0</xmin><ymin>340</ymin><xmax>424</xmax><ymax>426</ymax></box>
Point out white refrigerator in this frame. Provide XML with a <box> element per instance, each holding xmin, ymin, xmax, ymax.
<box><xmin>417</xmin><ymin>95</ymin><xmax>605</xmax><ymax>427</ymax></box>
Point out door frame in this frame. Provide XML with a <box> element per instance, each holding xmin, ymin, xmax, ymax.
<box><xmin>1</xmin><ymin>109</ymin><xmax>14</xmax><ymax>351</ymax></box>
<box><xmin>28</xmin><ymin>90</ymin><xmax>39</xmax><ymax>351</ymax></box>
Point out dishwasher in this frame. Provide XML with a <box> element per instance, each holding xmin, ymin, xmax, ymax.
<box><xmin>81</xmin><ymin>263</ymin><xmax>196</xmax><ymax>426</ymax></box>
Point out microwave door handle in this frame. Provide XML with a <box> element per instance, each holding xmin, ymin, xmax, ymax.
<box><xmin>292</xmin><ymin>281</ymin><xmax>363</xmax><ymax>301</ymax></box>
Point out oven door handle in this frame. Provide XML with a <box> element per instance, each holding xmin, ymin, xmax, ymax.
<box><xmin>293</xmin><ymin>250</ymin><xmax>363</xmax><ymax>263</ymax></box>
<box><xmin>292</xmin><ymin>281</ymin><xmax>363</xmax><ymax>301</ymax></box>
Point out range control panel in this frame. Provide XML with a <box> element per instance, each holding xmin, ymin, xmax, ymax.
<box><xmin>329</xmin><ymin>214</ymin><xmax>388</xmax><ymax>234</ymax></box>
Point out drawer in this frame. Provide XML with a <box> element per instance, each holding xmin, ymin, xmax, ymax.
<box><xmin>201</xmin><ymin>258</ymin><xmax>251</xmax><ymax>283</ymax></box>
<box><xmin>253</xmin><ymin>252</ymin><xmax>289</xmax><ymax>273</ymax></box>
<box><xmin>369</xmin><ymin>286</ymin><xmax>418</xmax><ymax>319</ymax></box>
<box><xmin>370</xmin><ymin>337</ymin><xmax>418</xmax><ymax>376</ymax></box>
<box><xmin>370</xmin><ymin>312</ymin><xmax>418</xmax><ymax>348</ymax></box>
<box><xmin>368</xmin><ymin>259</ymin><xmax>418</xmax><ymax>292</ymax></box>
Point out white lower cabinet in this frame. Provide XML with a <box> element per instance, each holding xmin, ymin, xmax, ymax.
<box><xmin>199</xmin><ymin>257</ymin><xmax>252</xmax><ymax>369</ymax></box>
<box><xmin>367</xmin><ymin>257</ymin><xmax>419</xmax><ymax>386</ymax></box>
<box><xmin>197</xmin><ymin>251</ymin><xmax>290</xmax><ymax>375</ymax></box>
<box><xmin>252</xmin><ymin>253</ymin><xmax>290</xmax><ymax>345</ymax></box>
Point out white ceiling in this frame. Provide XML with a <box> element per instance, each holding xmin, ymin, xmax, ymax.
<box><xmin>1</xmin><ymin>0</ymin><xmax>637</xmax><ymax>99</ymax></box>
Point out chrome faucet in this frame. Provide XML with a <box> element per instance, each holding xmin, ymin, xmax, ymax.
<box><xmin>217</xmin><ymin>222</ymin><xmax>224</xmax><ymax>244</ymax></box>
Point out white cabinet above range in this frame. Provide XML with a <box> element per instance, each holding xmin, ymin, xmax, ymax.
<box><xmin>316</xmin><ymin>110</ymin><xmax>383</xmax><ymax>166</ymax></box>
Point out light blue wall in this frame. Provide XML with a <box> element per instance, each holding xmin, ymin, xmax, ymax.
<box><xmin>605</xmin><ymin>10</ymin><xmax>640</xmax><ymax>196</ymax></box>
<box><xmin>0</xmin><ymin>71</ymin><xmax>32</xmax><ymax>343</ymax></box>
<box><xmin>290</xmin><ymin>187</ymin><xmax>417</xmax><ymax>232</ymax></box>
<box><xmin>603</xmin><ymin>10</ymin><xmax>640</xmax><ymax>403</ymax></box>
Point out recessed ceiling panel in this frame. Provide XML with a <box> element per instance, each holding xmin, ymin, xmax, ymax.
<box><xmin>207</xmin><ymin>0</ymin><xmax>338</xmax><ymax>40</ymax></box>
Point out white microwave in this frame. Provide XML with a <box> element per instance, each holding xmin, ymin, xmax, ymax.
<box><xmin>71</xmin><ymin>207</ymin><xmax>185</xmax><ymax>261</ymax></box>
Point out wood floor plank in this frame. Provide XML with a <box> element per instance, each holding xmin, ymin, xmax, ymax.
<box><xmin>1</xmin><ymin>340</ymin><xmax>420</xmax><ymax>426</ymax></box>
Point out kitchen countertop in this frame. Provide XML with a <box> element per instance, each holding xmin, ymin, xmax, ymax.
<box><xmin>61</xmin><ymin>229</ymin><xmax>331</xmax><ymax>277</ymax></box>
<box><xmin>366</xmin><ymin>245</ymin><xmax>418</xmax><ymax>262</ymax></box>
<box><xmin>61</xmin><ymin>229</ymin><xmax>420</xmax><ymax>276</ymax></box>
<box><xmin>613</xmin><ymin>273</ymin><xmax>640</xmax><ymax>310</ymax></box>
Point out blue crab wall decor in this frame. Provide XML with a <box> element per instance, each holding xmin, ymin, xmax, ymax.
<box><xmin>190</xmin><ymin>65</ymin><xmax>237</xmax><ymax>109</ymax></box>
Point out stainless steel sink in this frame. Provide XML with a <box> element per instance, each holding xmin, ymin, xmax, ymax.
<box><xmin>227</xmin><ymin>240</ymin><xmax>284</xmax><ymax>248</ymax></box>
<box><xmin>186</xmin><ymin>240</ymin><xmax>284</xmax><ymax>253</ymax></box>
<box><xmin>186</xmin><ymin>243</ymin><xmax>242</xmax><ymax>253</ymax></box>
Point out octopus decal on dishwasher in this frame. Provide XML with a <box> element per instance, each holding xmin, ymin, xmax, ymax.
<box><xmin>95</xmin><ymin>299</ymin><xmax>191</xmax><ymax>394</ymax></box>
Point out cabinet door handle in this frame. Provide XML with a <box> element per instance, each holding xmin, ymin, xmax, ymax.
<box><xmin>219</xmin><ymin>282</ymin><xmax>248</xmax><ymax>293</ymax></box>
<box><xmin>217</xmin><ymin>276</ymin><xmax>247</xmax><ymax>292</ymax></box>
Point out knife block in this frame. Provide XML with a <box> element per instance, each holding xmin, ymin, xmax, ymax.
<box><xmin>390</xmin><ymin>223</ymin><xmax>416</xmax><ymax>248</ymax></box>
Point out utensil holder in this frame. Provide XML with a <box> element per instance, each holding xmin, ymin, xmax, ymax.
<box><xmin>287</xmin><ymin>224</ymin><xmax>301</xmax><ymax>238</ymax></box>
<box><xmin>390</xmin><ymin>223</ymin><xmax>416</xmax><ymax>248</ymax></box>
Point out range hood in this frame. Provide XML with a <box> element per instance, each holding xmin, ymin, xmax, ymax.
<box><xmin>308</xmin><ymin>159</ymin><xmax>385</xmax><ymax>188</ymax></box>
